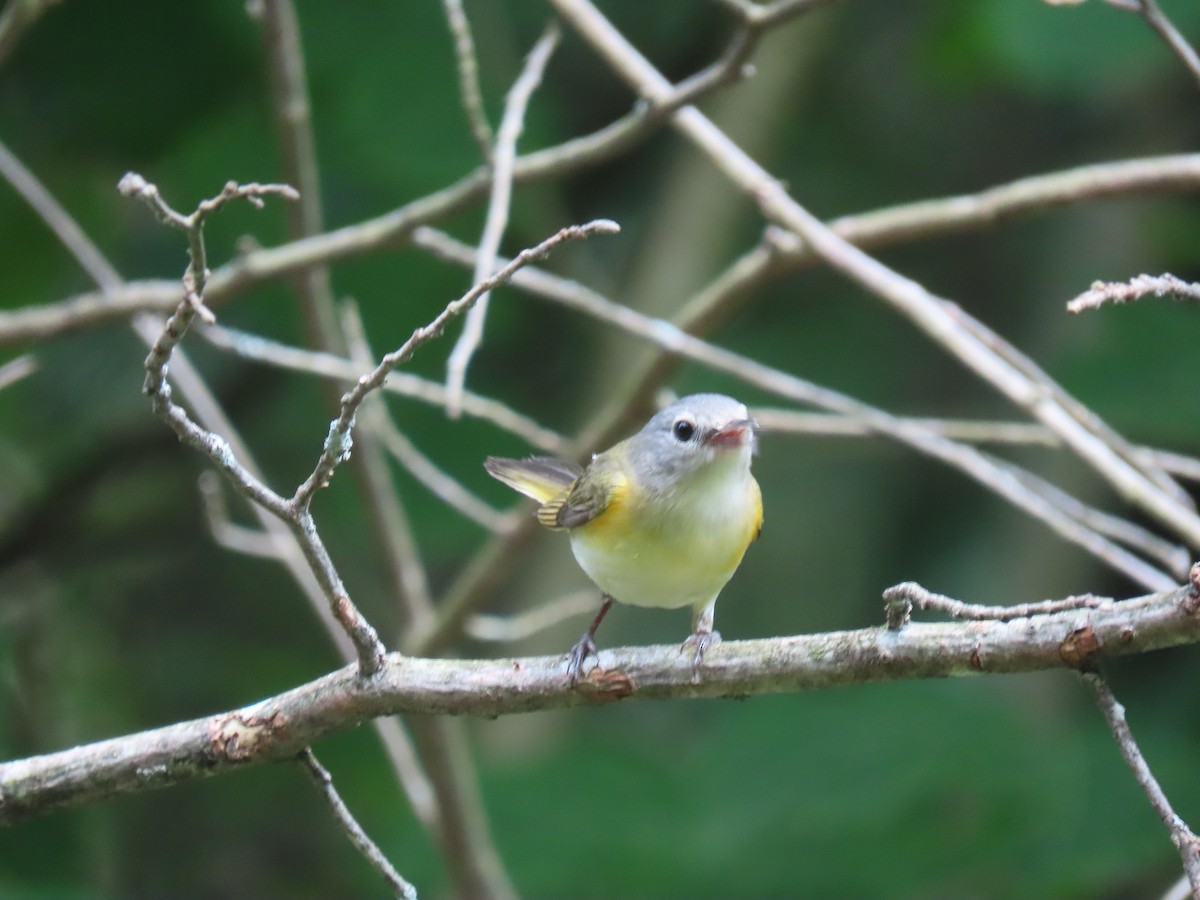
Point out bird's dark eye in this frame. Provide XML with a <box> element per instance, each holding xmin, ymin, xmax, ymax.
<box><xmin>672</xmin><ymin>418</ymin><xmax>696</xmax><ymax>442</ymax></box>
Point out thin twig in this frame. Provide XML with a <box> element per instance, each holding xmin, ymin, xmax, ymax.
<box><xmin>341</xmin><ymin>300</ymin><xmax>435</xmax><ymax>629</ymax></box>
<box><xmin>298</xmin><ymin>748</ymin><xmax>418</xmax><ymax>900</ymax></box>
<box><xmin>292</xmin><ymin>218</ymin><xmax>619</xmax><ymax>509</ymax></box>
<box><xmin>0</xmin><ymin>353</ymin><xmax>36</xmax><ymax>391</ymax></box>
<box><xmin>465</xmin><ymin>589</ymin><xmax>597</xmax><ymax>642</ymax></box>
<box><xmin>198</xmin><ymin>471</ymin><xmax>283</xmax><ymax>559</ymax></box>
<box><xmin>753</xmin><ymin>407</ymin><xmax>1200</xmax><ymax>485</ymax></box>
<box><xmin>882</xmin><ymin>581</ymin><xmax>1111</xmax><ymax>630</ymax></box>
<box><xmin>757</xmin><ymin>408</ymin><xmax>1190</xmax><ymax>576</ymax></box>
<box><xmin>1081</xmin><ymin>671</ymin><xmax>1200</xmax><ymax>895</ymax></box>
<box><xmin>0</xmin><ymin>137</ymin><xmax>121</xmax><ymax>289</ymax></box>
<box><xmin>118</xmin><ymin>174</ymin><xmax>296</xmax><ymax>521</ymax></box>
<box><xmin>1107</xmin><ymin>0</ymin><xmax>1200</xmax><ymax>91</ymax></box>
<box><xmin>999</xmin><ymin>459</ymin><xmax>1190</xmax><ymax>577</ymax></box>
<box><xmin>721</xmin><ymin>0</ymin><xmax>847</xmax><ymax>27</ymax></box>
<box><xmin>1161</xmin><ymin>873</ymin><xmax>1192</xmax><ymax>900</ymax></box>
<box><xmin>1068</xmin><ymin>272</ymin><xmax>1200</xmax><ymax>313</ymax></box>
<box><xmin>255</xmin><ymin>0</ymin><xmax>344</xmax><ymax>355</ymax></box>
<box><xmin>407</xmin><ymin>718</ymin><xmax>519</xmax><ymax>900</ymax></box>
<box><xmin>445</xmin><ymin>22</ymin><xmax>560</xmax><ymax>417</ymax></box>
<box><xmin>0</xmin><ymin>0</ymin><xmax>60</xmax><ymax>67</ymax></box>
<box><xmin>374</xmin><ymin>416</ymin><xmax>512</xmax><ymax>533</ymax></box>
<box><xmin>197</xmin><ymin>322</ymin><xmax>566</xmax><ymax>452</ymax></box>
<box><xmin>440</xmin><ymin>0</ymin><xmax>494</xmax><ymax>160</ymax></box>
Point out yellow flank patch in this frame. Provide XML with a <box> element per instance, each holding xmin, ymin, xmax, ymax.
<box><xmin>573</xmin><ymin>474</ymin><xmax>632</xmax><ymax>539</ymax></box>
<box><xmin>749</xmin><ymin>476</ymin><xmax>764</xmax><ymax>541</ymax></box>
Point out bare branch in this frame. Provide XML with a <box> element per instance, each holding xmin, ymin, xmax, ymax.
<box><xmin>0</xmin><ymin>353</ymin><xmax>35</xmax><ymax>391</ymax></box>
<box><xmin>1161</xmin><ymin>873</ymin><xmax>1193</xmax><ymax>900</ymax></box>
<box><xmin>341</xmin><ymin>300</ymin><xmax>435</xmax><ymax>628</ymax></box>
<box><xmin>198</xmin><ymin>471</ymin><xmax>283</xmax><ymax>559</ymax></box>
<box><xmin>255</xmin><ymin>0</ymin><xmax>344</xmax><ymax>354</ymax></box>
<box><xmin>198</xmin><ymin>322</ymin><xmax>566</xmax><ymax>452</ymax></box>
<box><xmin>119</xmin><ymin>174</ymin><xmax>296</xmax><ymax>520</ymax></box>
<box><xmin>753</xmin><ymin>407</ymin><xmax>1200</xmax><ymax>485</ymax></box>
<box><xmin>292</xmin><ymin>218</ymin><xmax>619</xmax><ymax>509</ymax></box>
<box><xmin>121</xmin><ymin>173</ymin><xmax>386</xmax><ymax>676</ymax></box>
<box><xmin>1081</xmin><ymin>671</ymin><xmax>1200</xmax><ymax>894</ymax></box>
<box><xmin>298</xmin><ymin>749</ymin><xmax>418</xmax><ymax>900</ymax></box>
<box><xmin>7</xmin><ymin>152</ymin><xmax>1199</xmax><ymax>349</ymax></box>
<box><xmin>0</xmin><ymin>0</ymin><xmax>60</xmax><ymax>67</ymax></box>
<box><xmin>721</xmin><ymin>0</ymin><xmax>848</xmax><ymax>27</ymax></box>
<box><xmin>1068</xmin><ymin>272</ymin><xmax>1200</xmax><ymax>313</ymax></box>
<box><xmin>883</xmin><ymin>581</ymin><xmax>1111</xmax><ymax>630</ymax></box>
<box><xmin>407</xmin><ymin>719</ymin><xmax>518</xmax><ymax>900</ymax></box>
<box><xmin>374</xmin><ymin>416</ymin><xmax>513</xmax><ymax>533</ymax></box>
<box><xmin>0</xmin><ymin>137</ymin><xmax>120</xmax><ymax>289</ymax></box>
<box><xmin>465</xmin><ymin>589</ymin><xmax>596</xmax><ymax>642</ymax></box>
<box><xmin>1106</xmin><ymin>0</ymin><xmax>1200</xmax><ymax>91</ymax></box>
<box><xmin>3</xmin><ymin>584</ymin><xmax>1198</xmax><ymax>825</ymax></box>
<box><xmin>445</xmin><ymin>22</ymin><xmax>560</xmax><ymax>417</ymax></box>
<box><xmin>440</xmin><ymin>0</ymin><xmax>494</xmax><ymax>159</ymax></box>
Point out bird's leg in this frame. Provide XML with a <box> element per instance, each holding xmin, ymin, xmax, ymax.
<box><xmin>566</xmin><ymin>595</ymin><xmax>614</xmax><ymax>685</ymax></box>
<box><xmin>682</xmin><ymin>599</ymin><xmax>721</xmax><ymax>679</ymax></box>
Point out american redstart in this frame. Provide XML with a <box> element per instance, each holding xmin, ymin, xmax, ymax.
<box><xmin>485</xmin><ymin>393</ymin><xmax>762</xmax><ymax>683</ymax></box>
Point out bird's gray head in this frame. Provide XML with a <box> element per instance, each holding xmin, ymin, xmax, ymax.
<box><xmin>626</xmin><ymin>393</ymin><xmax>757</xmax><ymax>489</ymax></box>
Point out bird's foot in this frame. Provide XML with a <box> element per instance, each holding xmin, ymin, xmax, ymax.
<box><xmin>565</xmin><ymin>632</ymin><xmax>598</xmax><ymax>686</ymax></box>
<box><xmin>681</xmin><ymin>629</ymin><xmax>721</xmax><ymax>681</ymax></box>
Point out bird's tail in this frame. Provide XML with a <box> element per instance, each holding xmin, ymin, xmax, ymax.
<box><xmin>484</xmin><ymin>456</ymin><xmax>581</xmax><ymax>503</ymax></box>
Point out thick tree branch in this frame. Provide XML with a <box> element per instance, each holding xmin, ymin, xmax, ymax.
<box><xmin>3</xmin><ymin>584</ymin><xmax>1198</xmax><ymax>826</ymax></box>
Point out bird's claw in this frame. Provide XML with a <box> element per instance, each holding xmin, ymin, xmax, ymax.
<box><xmin>681</xmin><ymin>629</ymin><xmax>721</xmax><ymax>680</ymax></box>
<box><xmin>566</xmin><ymin>633</ymin><xmax>598</xmax><ymax>686</ymax></box>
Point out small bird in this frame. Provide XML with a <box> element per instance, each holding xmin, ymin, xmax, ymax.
<box><xmin>485</xmin><ymin>393</ymin><xmax>762</xmax><ymax>683</ymax></box>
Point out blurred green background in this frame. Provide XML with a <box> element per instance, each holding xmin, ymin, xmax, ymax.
<box><xmin>3</xmin><ymin>1</ymin><xmax>1200</xmax><ymax>897</ymax></box>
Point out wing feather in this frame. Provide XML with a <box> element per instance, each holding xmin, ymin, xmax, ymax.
<box><xmin>484</xmin><ymin>456</ymin><xmax>582</xmax><ymax>503</ymax></box>
<box><xmin>486</xmin><ymin>453</ymin><xmax>623</xmax><ymax>531</ymax></box>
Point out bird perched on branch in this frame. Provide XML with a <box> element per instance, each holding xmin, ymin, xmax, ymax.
<box><xmin>485</xmin><ymin>393</ymin><xmax>762</xmax><ymax>683</ymax></box>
